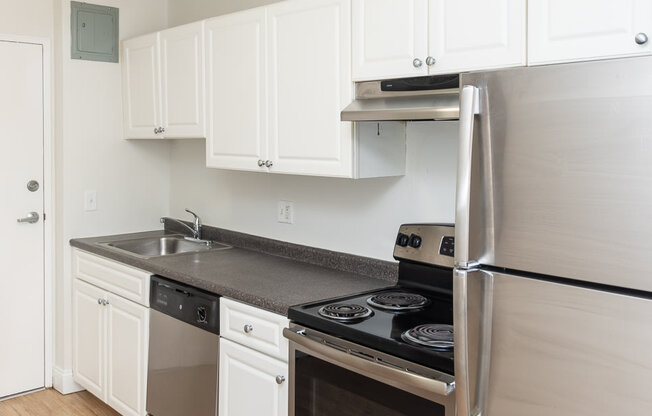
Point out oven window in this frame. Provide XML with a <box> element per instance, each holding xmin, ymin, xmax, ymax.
<box><xmin>294</xmin><ymin>352</ymin><xmax>446</xmax><ymax>416</ymax></box>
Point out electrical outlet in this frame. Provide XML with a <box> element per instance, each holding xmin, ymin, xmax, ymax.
<box><xmin>277</xmin><ymin>200</ymin><xmax>294</xmax><ymax>224</ymax></box>
<box><xmin>84</xmin><ymin>190</ymin><xmax>97</xmax><ymax>211</ymax></box>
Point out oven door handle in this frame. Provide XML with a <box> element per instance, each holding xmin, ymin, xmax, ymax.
<box><xmin>283</xmin><ymin>327</ymin><xmax>455</xmax><ymax>397</ymax></box>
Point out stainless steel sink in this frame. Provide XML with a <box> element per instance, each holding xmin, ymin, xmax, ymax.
<box><xmin>99</xmin><ymin>235</ymin><xmax>231</xmax><ymax>258</ymax></box>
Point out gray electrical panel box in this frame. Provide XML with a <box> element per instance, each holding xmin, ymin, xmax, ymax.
<box><xmin>71</xmin><ymin>2</ymin><xmax>119</xmax><ymax>63</ymax></box>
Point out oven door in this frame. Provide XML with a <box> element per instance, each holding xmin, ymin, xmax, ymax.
<box><xmin>284</xmin><ymin>325</ymin><xmax>455</xmax><ymax>416</ymax></box>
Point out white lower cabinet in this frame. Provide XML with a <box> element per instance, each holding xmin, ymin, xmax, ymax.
<box><xmin>219</xmin><ymin>338</ymin><xmax>288</xmax><ymax>416</ymax></box>
<box><xmin>219</xmin><ymin>298</ymin><xmax>289</xmax><ymax>416</ymax></box>
<box><xmin>73</xmin><ymin>278</ymin><xmax>149</xmax><ymax>416</ymax></box>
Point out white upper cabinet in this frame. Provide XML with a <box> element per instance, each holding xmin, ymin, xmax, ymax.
<box><xmin>267</xmin><ymin>0</ymin><xmax>353</xmax><ymax>177</ymax></box>
<box><xmin>528</xmin><ymin>0</ymin><xmax>652</xmax><ymax>65</ymax></box>
<box><xmin>352</xmin><ymin>0</ymin><xmax>525</xmax><ymax>80</ymax></box>
<box><xmin>122</xmin><ymin>23</ymin><xmax>205</xmax><ymax>139</ymax></box>
<box><xmin>205</xmin><ymin>8</ymin><xmax>268</xmax><ymax>171</ymax></box>
<box><xmin>352</xmin><ymin>0</ymin><xmax>428</xmax><ymax>81</ymax></box>
<box><xmin>160</xmin><ymin>22</ymin><xmax>206</xmax><ymax>138</ymax></box>
<box><xmin>428</xmin><ymin>0</ymin><xmax>525</xmax><ymax>74</ymax></box>
<box><xmin>122</xmin><ymin>33</ymin><xmax>161</xmax><ymax>139</ymax></box>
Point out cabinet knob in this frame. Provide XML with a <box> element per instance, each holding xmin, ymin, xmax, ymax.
<box><xmin>257</xmin><ymin>159</ymin><xmax>265</xmax><ymax>167</ymax></box>
<box><xmin>153</xmin><ymin>127</ymin><xmax>159</xmax><ymax>134</ymax></box>
<box><xmin>426</xmin><ymin>56</ymin><xmax>436</xmax><ymax>66</ymax></box>
<box><xmin>265</xmin><ymin>160</ymin><xmax>273</xmax><ymax>168</ymax></box>
<box><xmin>635</xmin><ymin>32</ymin><xmax>648</xmax><ymax>45</ymax></box>
<box><xmin>413</xmin><ymin>58</ymin><xmax>423</xmax><ymax>68</ymax></box>
<box><xmin>160</xmin><ymin>127</ymin><xmax>165</xmax><ymax>133</ymax></box>
<box><xmin>104</xmin><ymin>299</ymin><xmax>109</xmax><ymax>306</ymax></box>
<box><xmin>98</xmin><ymin>298</ymin><xmax>103</xmax><ymax>305</ymax></box>
<box><xmin>244</xmin><ymin>324</ymin><xmax>254</xmax><ymax>333</ymax></box>
<box><xmin>275</xmin><ymin>375</ymin><xmax>286</xmax><ymax>385</ymax></box>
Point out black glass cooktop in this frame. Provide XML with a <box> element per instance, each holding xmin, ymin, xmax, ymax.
<box><xmin>288</xmin><ymin>285</ymin><xmax>454</xmax><ymax>375</ymax></box>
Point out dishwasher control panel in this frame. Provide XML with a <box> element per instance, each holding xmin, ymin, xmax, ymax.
<box><xmin>150</xmin><ymin>275</ymin><xmax>220</xmax><ymax>335</ymax></box>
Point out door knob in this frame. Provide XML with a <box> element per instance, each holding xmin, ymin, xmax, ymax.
<box><xmin>17</xmin><ymin>212</ymin><xmax>39</xmax><ymax>224</ymax></box>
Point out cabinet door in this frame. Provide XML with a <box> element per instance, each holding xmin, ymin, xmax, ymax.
<box><xmin>428</xmin><ymin>0</ymin><xmax>525</xmax><ymax>74</ymax></box>
<box><xmin>122</xmin><ymin>33</ymin><xmax>162</xmax><ymax>139</ymax></box>
<box><xmin>219</xmin><ymin>339</ymin><xmax>288</xmax><ymax>416</ymax></box>
<box><xmin>205</xmin><ymin>8</ymin><xmax>268</xmax><ymax>172</ymax></box>
<box><xmin>73</xmin><ymin>280</ymin><xmax>106</xmax><ymax>400</ymax></box>
<box><xmin>352</xmin><ymin>0</ymin><xmax>428</xmax><ymax>81</ymax></box>
<box><xmin>267</xmin><ymin>0</ymin><xmax>354</xmax><ymax>177</ymax></box>
<box><xmin>528</xmin><ymin>0</ymin><xmax>652</xmax><ymax>65</ymax></box>
<box><xmin>106</xmin><ymin>293</ymin><xmax>149</xmax><ymax>416</ymax></box>
<box><xmin>160</xmin><ymin>22</ymin><xmax>205</xmax><ymax>138</ymax></box>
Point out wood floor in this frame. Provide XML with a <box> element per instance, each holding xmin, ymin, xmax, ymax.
<box><xmin>0</xmin><ymin>389</ymin><xmax>119</xmax><ymax>416</ymax></box>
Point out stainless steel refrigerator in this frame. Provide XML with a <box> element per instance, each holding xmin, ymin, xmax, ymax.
<box><xmin>454</xmin><ymin>56</ymin><xmax>652</xmax><ymax>416</ymax></box>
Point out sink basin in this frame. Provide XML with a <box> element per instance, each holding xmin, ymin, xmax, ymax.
<box><xmin>100</xmin><ymin>235</ymin><xmax>231</xmax><ymax>258</ymax></box>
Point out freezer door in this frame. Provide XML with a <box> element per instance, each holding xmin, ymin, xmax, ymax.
<box><xmin>459</xmin><ymin>56</ymin><xmax>652</xmax><ymax>291</ymax></box>
<box><xmin>454</xmin><ymin>269</ymin><xmax>652</xmax><ymax>416</ymax></box>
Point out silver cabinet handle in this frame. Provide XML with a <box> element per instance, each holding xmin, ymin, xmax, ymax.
<box><xmin>635</xmin><ymin>32</ymin><xmax>648</xmax><ymax>45</ymax></box>
<box><xmin>154</xmin><ymin>127</ymin><xmax>158</xmax><ymax>134</ymax></box>
<box><xmin>17</xmin><ymin>211</ymin><xmax>39</xmax><ymax>224</ymax></box>
<box><xmin>455</xmin><ymin>85</ymin><xmax>480</xmax><ymax>268</ymax></box>
<box><xmin>104</xmin><ymin>299</ymin><xmax>109</xmax><ymax>306</ymax></box>
<box><xmin>160</xmin><ymin>127</ymin><xmax>165</xmax><ymax>133</ymax></box>
<box><xmin>265</xmin><ymin>160</ymin><xmax>273</xmax><ymax>168</ymax></box>
<box><xmin>426</xmin><ymin>56</ymin><xmax>436</xmax><ymax>66</ymax></box>
<box><xmin>244</xmin><ymin>324</ymin><xmax>254</xmax><ymax>333</ymax></box>
<box><xmin>275</xmin><ymin>375</ymin><xmax>285</xmax><ymax>385</ymax></box>
<box><xmin>257</xmin><ymin>159</ymin><xmax>265</xmax><ymax>167</ymax></box>
<box><xmin>98</xmin><ymin>298</ymin><xmax>103</xmax><ymax>305</ymax></box>
<box><xmin>413</xmin><ymin>58</ymin><xmax>423</xmax><ymax>68</ymax></box>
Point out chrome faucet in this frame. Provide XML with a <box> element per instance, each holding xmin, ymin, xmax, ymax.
<box><xmin>160</xmin><ymin>209</ymin><xmax>208</xmax><ymax>244</ymax></box>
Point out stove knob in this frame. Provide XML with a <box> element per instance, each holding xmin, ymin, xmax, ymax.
<box><xmin>396</xmin><ymin>233</ymin><xmax>410</xmax><ymax>247</ymax></box>
<box><xmin>408</xmin><ymin>234</ymin><xmax>422</xmax><ymax>248</ymax></box>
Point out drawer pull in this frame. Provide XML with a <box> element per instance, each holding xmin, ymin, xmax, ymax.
<box><xmin>244</xmin><ymin>324</ymin><xmax>254</xmax><ymax>334</ymax></box>
<box><xmin>275</xmin><ymin>375</ymin><xmax>285</xmax><ymax>385</ymax></box>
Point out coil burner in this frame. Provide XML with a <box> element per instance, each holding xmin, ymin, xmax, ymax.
<box><xmin>401</xmin><ymin>324</ymin><xmax>454</xmax><ymax>350</ymax></box>
<box><xmin>318</xmin><ymin>304</ymin><xmax>374</xmax><ymax>322</ymax></box>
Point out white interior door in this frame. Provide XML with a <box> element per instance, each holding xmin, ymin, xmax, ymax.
<box><xmin>0</xmin><ymin>40</ymin><xmax>45</xmax><ymax>399</ymax></box>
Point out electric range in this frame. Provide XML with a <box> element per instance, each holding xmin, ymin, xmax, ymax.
<box><xmin>284</xmin><ymin>224</ymin><xmax>456</xmax><ymax>416</ymax></box>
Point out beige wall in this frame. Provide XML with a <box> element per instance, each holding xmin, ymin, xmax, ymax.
<box><xmin>53</xmin><ymin>0</ymin><xmax>171</xmax><ymax>389</ymax></box>
<box><xmin>167</xmin><ymin>0</ymin><xmax>280</xmax><ymax>26</ymax></box>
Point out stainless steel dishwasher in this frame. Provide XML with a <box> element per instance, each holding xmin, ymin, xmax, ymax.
<box><xmin>146</xmin><ymin>275</ymin><xmax>220</xmax><ymax>416</ymax></box>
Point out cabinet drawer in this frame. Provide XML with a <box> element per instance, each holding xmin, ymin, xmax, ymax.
<box><xmin>72</xmin><ymin>249</ymin><xmax>151</xmax><ymax>307</ymax></box>
<box><xmin>220</xmin><ymin>298</ymin><xmax>290</xmax><ymax>362</ymax></box>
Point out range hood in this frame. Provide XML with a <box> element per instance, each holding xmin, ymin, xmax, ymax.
<box><xmin>341</xmin><ymin>74</ymin><xmax>460</xmax><ymax>122</ymax></box>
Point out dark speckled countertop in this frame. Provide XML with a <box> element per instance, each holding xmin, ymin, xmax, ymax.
<box><xmin>70</xmin><ymin>225</ymin><xmax>398</xmax><ymax>316</ymax></box>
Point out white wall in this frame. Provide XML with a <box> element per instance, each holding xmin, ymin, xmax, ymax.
<box><xmin>169</xmin><ymin>121</ymin><xmax>458</xmax><ymax>262</ymax></box>
<box><xmin>167</xmin><ymin>0</ymin><xmax>280</xmax><ymax>26</ymax></box>
<box><xmin>0</xmin><ymin>0</ymin><xmax>54</xmax><ymax>38</ymax></box>
<box><xmin>54</xmin><ymin>0</ymin><xmax>171</xmax><ymax>390</ymax></box>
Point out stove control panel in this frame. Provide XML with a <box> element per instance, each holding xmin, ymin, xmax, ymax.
<box><xmin>393</xmin><ymin>224</ymin><xmax>455</xmax><ymax>268</ymax></box>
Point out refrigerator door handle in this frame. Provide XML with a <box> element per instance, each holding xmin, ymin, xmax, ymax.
<box><xmin>455</xmin><ymin>85</ymin><xmax>480</xmax><ymax>268</ymax></box>
<box><xmin>454</xmin><ymin>268</ymin><xmax>494</xmax><ymax>416</ymax></box>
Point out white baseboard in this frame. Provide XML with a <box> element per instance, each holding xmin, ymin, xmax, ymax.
<box><xmin>52</xmin><ymin>367</ymin><xmax>84</xmax><ymax>395</ymax></box>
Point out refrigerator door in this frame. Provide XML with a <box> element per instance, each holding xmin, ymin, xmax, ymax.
<box><xmin>454</xmin><ymin>268</ymin><xmax>652</xmax><ymax>416</ymax></box>
<box><xmin>458</xmin><ymin>56</ymin><xmax>652</xmax><ymax>291</ymax></box>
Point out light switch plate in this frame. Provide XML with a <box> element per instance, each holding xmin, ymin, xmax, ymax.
<box><xmin>84</xmin><ymin>190</ymin><xmax>97</xmax><ymax>211</ymax></box>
